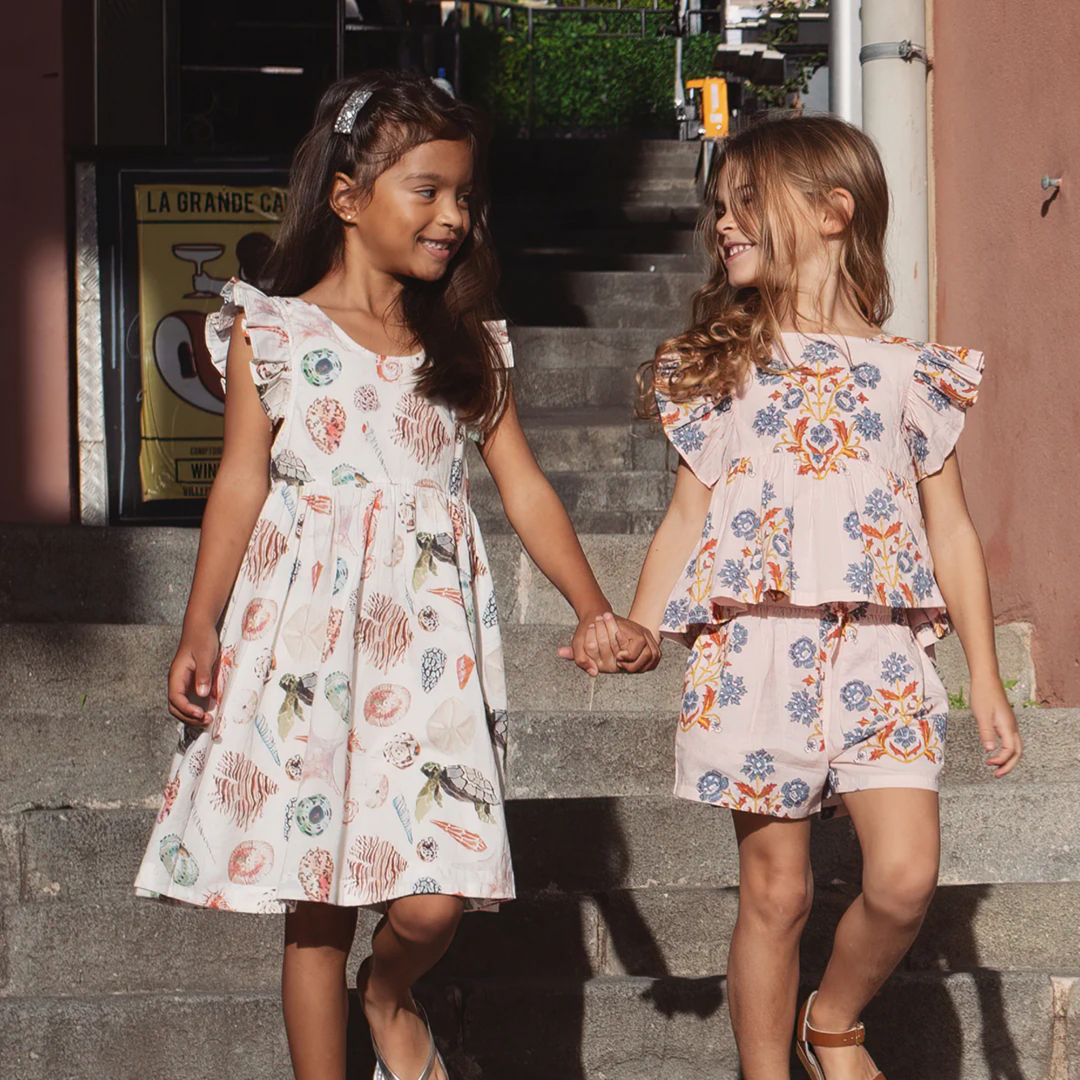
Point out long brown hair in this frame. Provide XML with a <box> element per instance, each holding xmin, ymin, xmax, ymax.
<box><xmin>639</xmin><ymin>113</ymin><xmax>893</xmax><ymax>415</ymax></box>
<box><xmin>263</xmin><ymin>70</ymin><xmax>507</xmax><ymax>431</ymax></box>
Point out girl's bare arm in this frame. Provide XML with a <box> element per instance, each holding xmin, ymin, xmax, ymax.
<box><xmin>627</xmin><ymin>462</ymin><xmax>713</xmax><ymax>641</ymax></box>
<box><xmin>480</xmin><ymin>388</ymin><xmax>657</xmax><ymax>674</ymax></box>
<box><xmin>168</xmin><ymin>319</ymin><xmax>274</xmax><ymax>723</ymax></box>
<box><xmin>919</xmin><ymin>452</ymin><xmax>1022</xmax><ymax>776</ymax></box>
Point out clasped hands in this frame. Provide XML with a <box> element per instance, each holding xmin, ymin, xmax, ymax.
<box><xmin>557</xmin><ymin>610</ymin><xmax>663</xmax><ymax>676</ymax></box>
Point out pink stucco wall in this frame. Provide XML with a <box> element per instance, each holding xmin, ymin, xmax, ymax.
<box><xmin>1</xmin><ymin>2</ymin><xmax>72</xmax><ymax>523</ymax></box>
<box><xmin>933</xmin><ymin>6</ymin><xmax>1080</xmax><ymax>705</ymax></box>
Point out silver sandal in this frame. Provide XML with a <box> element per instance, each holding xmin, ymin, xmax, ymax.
<box><xmin>371</xmin><ymin>1000</ymin><xmax>447</xmax><ymax>1080</ymax></box>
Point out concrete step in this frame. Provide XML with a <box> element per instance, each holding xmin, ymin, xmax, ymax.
<box><xmin>0</xmin><ymin>607</ymin><xmax>1037</xmax><ymax>719</ymax></box>
<box><xmin>0</xmin><ymin>971</ymin><xmax>1071</xmax><ymax>1080</ymax></box>
<box><xmin>500</xmin><ymin>270</ymin><xmax>699</xmax><ymax>329</ymax></box>
<box><xmin>6</xmin><ymin>771</ymin><xmax>1079</xmax><ymax>918</ymax></box>
<box><xmin>1</xmin><ymin>699</ymin><xmax>1069</xmax><ymax>815</ymax></box>
<box><xmin>5</xmin><ymin>883</ymin><xmax>1079</xmax><ymax>995</ymax></box>
<box><xmin>471</xmin><ymin>469</ymin><xmax>675</xmax><ymax>529</ymax></box>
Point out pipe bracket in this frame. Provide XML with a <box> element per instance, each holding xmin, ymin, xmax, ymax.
<box><xmin>859</xmin><ymin>39</ymin><xmax>928</xmax><ymax>65</ymax></box>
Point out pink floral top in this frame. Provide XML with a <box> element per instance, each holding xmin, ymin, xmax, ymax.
<box><xmin>656</xmin><ymin>333</ymin><xmax>984</xmax><ymax>650</ymax></box>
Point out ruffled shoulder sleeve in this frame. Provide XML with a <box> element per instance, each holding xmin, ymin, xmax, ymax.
<box><xmin>205</xmin><ymin>278</ymin><xmax>293</xmax><ymax>423</ymax></box>
<box><xmin>654</xmin><ymin>358</ymin><xmax>733</xmax><ymax>488</ymax></box>
<box><xmin>484</xmin><ymin>319</ymin><xmax>514</xmax><ymax>369</ymax></box>
<box><xmin>901</xmin><ymin>342</ymin><xmax>984</xmax><ymax>480</ymax></box>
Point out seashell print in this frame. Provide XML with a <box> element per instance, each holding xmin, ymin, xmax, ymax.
<box><xmin>393</xmin><ymin>795</ymin><xmax>414</xmax><ymax>843</ymax></box>
<box><xmin>305</xmin><ymin>397</ymin><xmax>347</xmax><ymax>454</ymax></box>
<box><xmin>203</xmin><ymin>890</ymin><xmax>233</xmax><ymax>910</ymax></box>
<box><xmin>412</xmin><ymin>877</ymin><xmax>442</xmax><ymax>894</ymax></box>
<box><xmin>301</xmin><ymin>348</ymin><xmax>342</xmax><ymax>387</ymax></box>
<box><xmin>383</xmin><ymin>732</ymin><xmax>420</xmax><ymax>770</ymax></box>
<box><xmin>159</xmin><ymin>833</ymin><xmax>200</xmax><ymax>886</ymax></box>
<box><xmin>354</xmin><ymin>384</ymin><xmax>380</xmax><ymax>411</ymax></box>
<box><xmin>271</xmin><ymin>450</ymin><xmax>313</xmax><ymax>486</ymax></box>
<box><xmin>235</xmin><ymin>690</ymin><xmax>259</xmax><ymax>725</ymax></box>
<box><xmin>324</xmin><ymin>671</ymin><xmax>351</xmax><ymax>721</ymax></box>
<box><xmin>363</xmin><ymin>684</ymin><xmax>411</xmax><ymax>727</ymax></box>
<box><xmin>427</xmin><ymin>588</ymin><xmax>463</xmax><ymax>607</ymax></box>
<box><xmin>333</xmin><ymin>559</ymin><xmax>349</xmax><ymax>594</ymax></box>
<box><xmin>420</xmin><ymin>647</ymin><xmax>447</xmax><ymax>693</ymax></box>
<box><xmin>295</xmin><ymin>793</ymin><xmax>332</xmax><ymax>837</ymax></box>
<box><xmin>283</xmin><ymin>796</ymin><xmax>297</xmax><ymax>840</ymax></box>
<box><xmin>418</xmin><ymin>606</ymin><xmax>439</xmax><ymax>632</ymax></box>
<box><xmin>302</xmin><ymin>494</ymin><xmax>333</xmax><ymax>515</ymax></box>
<box><xmin>417</xmin><ymin>837</ymin><xmax>439</xmax><ymax>862</ymax></box>
<box><xmin>397</xmin><ymin>493</ymin><xmax>416</xmax><ymax>531</ymax></box>
<box><xmin>391</xmin><ymin>392</ymin><xmax>451</xmax><ymax>466</ymax></box>
<box><xmin>188</xmin><ymin>747</ymin><xmax>208</xmax><ymax>777</ymax></box>
<box><xmin>426</xmin><ymin>698</ymin><xmax>477</xmax><ymax>755</ymax></box>
<box><xmin>343</xmin><ymin>798</ymin><xmax>360</xmax><ymax>823</ymax></box>
<box><xmin>347</xmin><ymin>729</ymin><xmax>365</xmax><ymax>754</ymax></box>
<box><xmin>432</xmin><ymin>819</ymin><xmax>488</xmax><ymax>853</ymax></box>
<box><xmin>386</xmin><ymin>534</ymin><xmax>404</xmax><ymax>568</ymax></box>
<box><xmin>282</xmin><ymin>604</ymin><xmax>327</xmax><ymax>663</ymax></box>
<box><xmin>210</xmin><ymin>750</ymin><xmax>279</xmax><ymax>829</ymax></box>
<box><xmin>254</xmin><ymin>649</ymin><xmax>276</xmax><ymax>684</ymax></box>
<box><xmin>242</xmin><ymin>518</ymin><xmax>289</xmax><ymax>586</ymax></box>
<box><xmin>157</xmin><ymin>773</ymin><xmax>181</xmax><ymax>824</ymax></box>
<box><xmin>345</xmin><ymin>835</ymin><xmax>408</xmax><ymax>899</ymax></box>
<box><xmin>212</xmin><ymin>645</ymin><xmax>237</xmax><ymax>705</ymax></box>
<box><xmin>356</xmin><ymin>593</ymin><xmax>413</xmax><ymax>671</ymax></box>
<box><xmin>332</xmin><ymin>463</ymin><xmax>369</xmax><ymax>488</ymax></box>
<box><xmin>364</xmin><ymin>773</ymin><xmax>389</xmax><ymax>809</ymax></box>
<box><xmin>285</xmin><ymin>754</ymin><xmax>303</xmax><ymax>781</ymax></box>
<box><xmin>242</xmin><ymin>598</ymin><xmax>278</xmax><ymax>641</ymax></box>
<box><xmin>376</xmin><ymin>356</ymin><xmax>402</xmax><ymax>382</ymax></box>
<box><xmin>456</xmin><ymin>655</ymin><xmax>476</xmax><ymax>688</ymax></box>
<box><xmin>298</xmin><ymin>848</ymin><xmax>335</xmax><ymax>903</ymax></box>
<box><xmin>254</xmin><ymin>713</ymin><xmax>280</xmax><ymax>765</ymax></box>
<box><xmin>228</xmin><ymin>839</ymin><xmax>275</xmax><ymax>885</ymax></box>
<box><xmin>322</xmin><ymin>608</ymin><xmax>343</xmax><ymax>663</ymax></box>
<box><xmin>311</xmin><ymin>562</ymin><xmax>324</xmax><ymax>591</ymax></box>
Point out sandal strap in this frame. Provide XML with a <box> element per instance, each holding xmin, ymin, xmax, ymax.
<box><xmin>805</xmin><ymin>1019</ymin><xmax>866</xmax><ymax>1048</ymax></box>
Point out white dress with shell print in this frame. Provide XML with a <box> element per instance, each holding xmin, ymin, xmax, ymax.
<box><xmin>134</xmin><ymin>279</ymin><xmax>516</xmax><ymax>913</ymax></box>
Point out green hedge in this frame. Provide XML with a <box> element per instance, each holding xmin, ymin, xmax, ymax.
<box><xmin>461</xmin><ymin>13</ymin><xmax>725</xmax><ymax>133</ymax></box>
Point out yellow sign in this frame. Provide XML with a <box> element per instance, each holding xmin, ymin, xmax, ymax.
<box><xmin>135</xmin><ymin>183</ymin><xmax>287</xmax><ymax>500</ymax></box>
<box><xmin>686</xmin><ymin>77</ymin><xmax>730</xmax><ymax>139</ymax></box>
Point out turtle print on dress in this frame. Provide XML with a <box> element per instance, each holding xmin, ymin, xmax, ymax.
<box><xmin>134</xmin><ymin>279</ymin><xmax>516</xmax><ymax>913</ymax></box>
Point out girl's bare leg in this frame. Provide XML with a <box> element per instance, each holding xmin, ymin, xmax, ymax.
<box><xmin>360</xmin><ymin>894</ymin><xmax>464</xmax><ymax>1080</ymax></box>
<box><xmin>283</xmin><ymin>901</ymin><xmax>359</xmax><ymax>1080</ymax></box>
<box><xmin>728</xmin><ymin>811</ymin><xmax>814</xmax><ymax>1080</ymax></box>
<box><xmin>810</xmin><ymin>788</ymin><xmax>940</xmax><ymax>1080</ymax></box>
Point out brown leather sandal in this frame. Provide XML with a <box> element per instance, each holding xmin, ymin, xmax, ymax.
<box><xmin>795</xmin><ymin>991</ymin><xmax>885</xmax><ymax>1080</ymax></box>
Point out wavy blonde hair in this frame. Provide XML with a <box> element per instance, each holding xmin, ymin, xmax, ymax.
<box><xmin>639</xmin><ymin>113</ymin><xmax>893</xmax><ymax>415</ymax></box>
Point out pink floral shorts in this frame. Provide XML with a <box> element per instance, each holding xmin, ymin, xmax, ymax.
<box><xmin>674</xmin><ymin>601</ymin><xmax>948</xmax><ymax>819</ymax></box>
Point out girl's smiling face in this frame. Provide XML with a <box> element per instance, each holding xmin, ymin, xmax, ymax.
<box><xmin>345</xmin><ymin>139</ymin><xmax>474</xmax><ymax>282</ymax></box>
<box><xmin>714</xmin><ymin>166</ymin><xmax>762</xmax><ymax>288</ymax></box>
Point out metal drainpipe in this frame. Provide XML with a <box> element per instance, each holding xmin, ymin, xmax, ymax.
<box><xmin>860</xmin><ymin>0</ymin><xmax>930</xmax><ymax>338</ymax></box>
<box><xmin>829</xmin><ymin>0</ymin><xmax>862</xmax><ymax>125</ymax></box>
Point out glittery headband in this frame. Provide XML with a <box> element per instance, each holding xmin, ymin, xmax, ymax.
<box><xmin>334</xmin><ymin>89</ymin><xmax>373</xmax><ymax>134</ymax></box>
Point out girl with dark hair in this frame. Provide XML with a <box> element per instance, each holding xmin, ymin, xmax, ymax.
<box><xmin>134</xmin><ymin>70</ymin><xmax>659</xmax><ymax>1080</ymax></box>
<box><xmin>595</xmin><ymin>114</ymin><xmax>1023</xmax><ymax>1079</ymax></box>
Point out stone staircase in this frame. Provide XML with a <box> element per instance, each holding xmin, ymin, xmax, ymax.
<box><xmin>2</xmin><ymin>140</ymin><xmax>1078</xmax><ymax>1080</ymax></box>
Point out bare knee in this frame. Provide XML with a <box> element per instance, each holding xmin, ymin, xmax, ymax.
<box><xmin>863</xmin><ymin>858</ymin><xmax>938</xmax><ymax>928</ymax></box>
<box><xmin>739</xmin><ymin>870</ymin><xmax>814</xmax><ymax>934</ymax></box>
<box><xmin>284</xmin><ymin>901</ymin><xmax>358</xmax><ymax>956</ymax></box>
<box><xmin>388</xmin><ymin>894</ymin><xmax>464</xmax><ymax>947</ymax></box>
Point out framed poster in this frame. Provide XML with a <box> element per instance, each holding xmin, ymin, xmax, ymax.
<box><xmin>89</xmin><ymin>156</ymin><xmax>290</xmax><ymax>522</ymax></box>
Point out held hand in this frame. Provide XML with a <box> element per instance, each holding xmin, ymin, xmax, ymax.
<box><xmin>556</xmin><ymin>611</ymin><xmax>608</xmax><ymax>677</ymax></box>
<box><xmin>168</xmin><ymin>623</ymin><xmax>220</xmax><ymax>726</ymax></box>
<box><xmin>969</xmin><ymin>678</ymin><xmax>1023</xmax><ymax>778</ymax></box>
<box><xmin>608</xmin><ymin>613</ymin><xmax>663</xmax><ymax>673</ymax></box>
